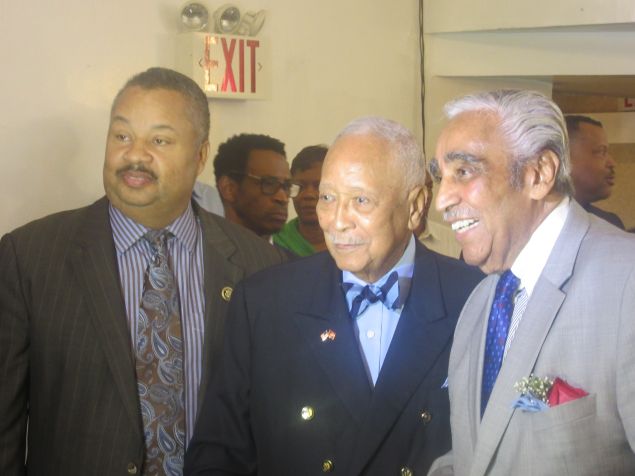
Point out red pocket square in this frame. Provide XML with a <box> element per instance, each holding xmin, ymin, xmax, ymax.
<box><xmin>547</xmin><ymin>377</ymin><xmax>588</xmax><ymax>407</ymax></box>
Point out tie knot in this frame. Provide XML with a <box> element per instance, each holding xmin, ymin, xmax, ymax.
<box><xmin>360</xmin><ymin>285</ymin><xmax>384</xmax><ymax>304</ymax></box>
<box><xmin>345</xmin><ymin>270</ymin><xmax>400</xmax><ymax>319</ymax></box>
<box><xmin>497</xmin><ymin>270</ymin><xmax>520</xmax><ymax>300</ymax></box>
<box><xmin>144</xmin><ymin>230</ymin><xmax>171</xmax><ymax>254</ymax></box>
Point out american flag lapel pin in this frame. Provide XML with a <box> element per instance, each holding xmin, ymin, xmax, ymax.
<box><xmin>320</xmin><ymin>329</ymin><xmax>336</xmax><ymax>342</ymax></box>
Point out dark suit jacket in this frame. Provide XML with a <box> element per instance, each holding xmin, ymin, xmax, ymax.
<box><xmin>584</xmin><ymin>202</ymin><xmax>625</xmax><ymax>230</ymax></box>
<box><xmin>0</xmin><ymin>197</ymin><xmax>285</xmax><ymax>476</ymax></box>
<box><xmin>185</xmin><ymin>243</ymin><xmax>483</xmax><ymax>475</ymax></box>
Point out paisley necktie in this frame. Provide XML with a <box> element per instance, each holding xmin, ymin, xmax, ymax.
<box><xmin>135</xmin><ymin>230</ymin><xmax>185</xmax><ymax>476</ymax></box>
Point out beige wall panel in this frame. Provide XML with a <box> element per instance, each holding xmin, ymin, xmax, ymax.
<box><xmin>425</xmin><ymin>0</ymin><xmax>635</xmax><ymax>33</ymax></box>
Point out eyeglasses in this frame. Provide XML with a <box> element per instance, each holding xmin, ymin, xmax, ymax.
<box><xmin>230</xmin><ymin>172</ymin><xmax>300</xmax><ymax>198</ymax></box>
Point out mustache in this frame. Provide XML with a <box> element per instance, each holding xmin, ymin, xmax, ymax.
<box><xmin>442</xmin><ymin>207</ymin><xmax>476</xmax><ymax>222</ymax></box>
<box><xmin>325</xmin><ymin>232</ymin><xmax>367</xmax><ymax>246</ymax></box>
<box><xmin>116</xmin><ymin>164</ymin><xmax>157</xmax><ymax>180</ymax></box>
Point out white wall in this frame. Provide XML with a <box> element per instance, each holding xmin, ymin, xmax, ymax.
<box><xmin>0</xmin><ymin>0</ymin><xmax>421</xmax><ymax>233</ymax></box>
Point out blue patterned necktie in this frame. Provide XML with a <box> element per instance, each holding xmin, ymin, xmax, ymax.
<box><xmin>135</xmin><ymin>230</ymin><xmax>185</xmax><ymax>476</ymax></box>
<box><xmin>481</xmin><ymin>270</ymin><xmax>520</xmax><ymax>417</ymax></box>
<box><xmin>345</xmin><ymin>270</ymin><xmax>400</xmax><ymax>319</ymax></box>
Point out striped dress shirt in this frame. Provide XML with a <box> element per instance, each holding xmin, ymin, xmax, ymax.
<box><xmin>109</xmin><ymin>203</ymin><xmax>205</xmax><ymax>446</ymax></box>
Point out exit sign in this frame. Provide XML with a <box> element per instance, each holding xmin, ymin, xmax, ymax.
<box><xmin>618</xmin><ymin>98</ymin><xmax>635</xmax><ymax>111</ymax></box>
<box><xmin>176</xmin><ymin>32</ymin><xmax>270</xmax><ymax>99</ymax></box>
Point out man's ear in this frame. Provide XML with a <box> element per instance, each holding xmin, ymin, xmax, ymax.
<box><xmin>217</xmin><ymin>175</ymin><xmax>239</xmax><ymax>203</ymax></box>
<box><xmin>525</xmin><ymin>150</ymin><xmax>559</xmax><ymax>200</ymax></box>
<box><xmin>407</xmin><ymin>186</ymin><xmax>426</xmax><ymax>232</ymax></box>
<box><xmin>195</xmin><ymin>141</ymin><xmax>210</xmax><ymax>176</ymax></box>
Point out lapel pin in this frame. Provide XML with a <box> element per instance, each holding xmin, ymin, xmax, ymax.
<box><xmin>320</xmin><ymin>329</ymin><xmax>336</xmax><ymax>342</ymax></box>
<box><xmin>221</xmin><ymin>286</ymin><xmax>233</xmax><ymax>302</ymax></box>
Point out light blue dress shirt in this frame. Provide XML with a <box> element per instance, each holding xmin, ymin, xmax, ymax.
<box><xmin>342</xmin><ymin>235</ymin><xmax>415</xmax><ymax>385</ymax></box>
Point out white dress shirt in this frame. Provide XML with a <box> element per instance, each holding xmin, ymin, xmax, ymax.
<box><xmin>504</xmin><ymin>196</ymin><xmax>570</xmax><ymax>354</ymax></box>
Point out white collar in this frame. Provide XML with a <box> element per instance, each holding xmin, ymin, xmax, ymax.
<box><xmin>511</xmin><ymin>197</ymin><xmax>570</xmax><ymax>296</ymax></box>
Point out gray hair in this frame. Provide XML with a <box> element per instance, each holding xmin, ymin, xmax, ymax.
<box><xmin>112</xmin><ymin>67</ymin><xmax>210</xmax><ymax>146</ymax></box>
<box><xmin>334</xmin><ymin>116</ymin><xmax>426</xmax><ymax>192</ymax></box>
<box><xmin>444</xmin><ymin>89</ymin><xmax>573</xmax><ymax>196</ymax></box>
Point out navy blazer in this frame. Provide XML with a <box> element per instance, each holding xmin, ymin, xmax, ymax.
<box><xmin>186</xmin><ymin>242</ymin><xmax>483</xmax><ymax>475</ymax></box>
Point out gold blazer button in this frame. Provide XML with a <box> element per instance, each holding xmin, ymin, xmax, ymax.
<box><xmin>420</xmin><ymin>410</ymin><xmax>432</xmax><ymax>424</ymax></box>
<box><xmin>221</xmin><ymin>286</ymin><xmax>233</xmax><ymax>301</ymax></box>
<box><xmin>301</xmin><ymin>406</ymin><xmax>315</xmax><ymax>420</ymax></box>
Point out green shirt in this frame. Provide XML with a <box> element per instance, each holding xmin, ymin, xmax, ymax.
<box><xmin>272</xmin><ymin>218</ymin><xmax>316</xmax><ymax>257</ymax></box>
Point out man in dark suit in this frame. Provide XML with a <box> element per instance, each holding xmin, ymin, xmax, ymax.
<box><xmin>185</xmin><ymin>117</ymin><xmax>483</xmax><ymax>475</ymax></box>
<box><xmin>565</xmin><ymin>114</ymin><xmax>625</xmax><ymax>229</ymax></box>
<box><xmin>0</xmin><ymin>67</ymin><xmax>284</xmax><ymax>476</ymax></box>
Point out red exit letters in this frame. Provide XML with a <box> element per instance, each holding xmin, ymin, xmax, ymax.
<box><xmin>219</xmin><ymin>37</ymin><xmax>260</xmax><ymax>93</ymax></box>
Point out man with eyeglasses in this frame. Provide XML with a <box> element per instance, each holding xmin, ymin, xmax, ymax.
<box><xmin>213</xmin><ymin>133</ymin><xmax>298</xmax><ymax>241</ymax></box>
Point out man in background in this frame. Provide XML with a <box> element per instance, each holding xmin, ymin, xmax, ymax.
<box><xmin>214</xmin><ymin>133</ymin><xmax>299</xmax><ymax>241</ymax></box>
<box><xmin>566</xmin><ymin>114</ymin><xmax>625</xmax><ymax>228</ymax></box>
<box><xmin>273</xmin><ymin>144</ymin><xmax>328</xmax><ymax>256</ymax></box>
<box><xmin>0</xmin><ymin>67</ymin><xmax>284</xmax><ymax>476</ymax></box>
<box><xmin>429</xmin><ymin>89</ymin><xmax>635</xmax><ymax>475</ymax></box>
<box><xmin>185</xmin><ymin>117</ymin><xmax>482</xmax><ymax>475</ymax></box>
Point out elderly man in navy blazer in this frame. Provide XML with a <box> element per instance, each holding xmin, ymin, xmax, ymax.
<box><xmin>185</xmin><ymin>116</ymin><xmax>483</xmax><ymax>475</ymax></box>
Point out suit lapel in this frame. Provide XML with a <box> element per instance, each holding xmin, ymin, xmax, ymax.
<box><xmin>292</xmin><ymin>255</ymin><xmax>373</xmax><ymax>425</ymax></box>
<box><xmin>348</xmin><ymin>244</ymin><xmax>455</xmax><ymax>474</ymax></box>
<box><xmin>470</xmin><ymin>282</ymin><xmax>565</xmax><ymax>476</ymax></box>
<box><xmin>195</xmin><ymin>207</ymin><xmax>245</xmax><ymax>406</ymax></box>
<box><xmin>469</xmin><ymin>202</ymin><xmax>590</xmax><ymax>476</ymax></box>
<box><xmin>70</xmin><ymin>197</ymin><xmax>141</xmax><ymax>433</ymax></box>
<box><xmin>457</xmin><ymin>276</ymin><xmax>494</xmax><ymax>462</ymax></box>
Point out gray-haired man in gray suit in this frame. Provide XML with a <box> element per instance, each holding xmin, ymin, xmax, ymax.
<box><xmin>428</xmin><ymin>89</ymin><xmax>635</xmax><ymax>476</ymax></box>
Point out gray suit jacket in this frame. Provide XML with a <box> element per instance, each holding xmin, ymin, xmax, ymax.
<box><xmin>0</xmin><ymin>197</ymin><xmax>285</xmax><ymax>476</ymax></box>
<box><xmin>431</xmin><ymin>200</ymin><xmax>635</xmax><ymax>476</ymax></box>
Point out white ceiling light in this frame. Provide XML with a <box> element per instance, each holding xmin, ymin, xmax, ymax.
<box><xmin>213</xmin><ymin>4</ymin><xmax>241</xmax><ymax>34</ymax></box>
<box><xmin>211</xmin><ymin>4</ymin><xmax>266</xmax><ymax>36</ymax></box>
<box><xmin>180</xmin><ymin>3</ymin><xmax>209</xmax><ymax>31</ymax></box>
